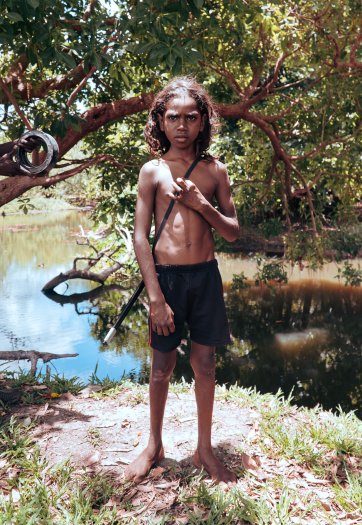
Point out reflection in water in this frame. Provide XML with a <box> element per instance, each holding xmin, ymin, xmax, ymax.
<box><xmin>1</xmin><ymin>212</ymin><xmax>361</xmax><ymax>416</ymax></box>
<box><xmin>221</xmin><ymin>282</ymin><xmax>362</xmax><ymax>418</ymax></box>
<box><xmin>274</xmin><ymin>328</ymin><xmax>330</xmax><ymax>352</ymax></box>
<box><xmin>96</xmin><ymin>279</ymin><xmax>362</xmax><ymax>417</ymax></box>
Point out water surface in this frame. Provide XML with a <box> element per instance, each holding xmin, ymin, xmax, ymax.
<box><xmin>0</xmin><ymin>211</ymin><xmax>148</xmax><ymax>382</ymax></box>
<box><xmin>1</xmin><ymin>212</ymin><xmax>361</xmax><ymax>416</ymax></box>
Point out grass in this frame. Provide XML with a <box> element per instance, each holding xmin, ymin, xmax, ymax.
<box><xmin>308</xmin><ymin>406</ymin><xmax>362</xmax><ymax>456</ymax></box>
<box><xmin>333</xmin><ymin>471</ymin><xmax>362</xmax><ymax>512</ymax></box>
<box><xmin>1</xmin><ymin>369</ymin><xmax>84</xmax><ymax>394</ymax></box>
<box><xmin>259</xmin><ymin>418</ymin><xmax>324</xmax><ymax>466</ymax></box>
<box><xmin>0</xmin><ymin>457</ymin><xmax>120</xmax><ymax>524</ymax></box>
<box><xmin>215</xmin><ymin>384</ymin><xmax>295</xmax><ymax>418</ymax></box>
<box><xmin>0</xmin><ymin>417</ymin><xmax>125</xmax><ymax>524</ymax></box>
<box><xmin>0</xmin><ymin>370</ymin><xmax>85</xmax><ymax>408</ymax></box>
<box><xmin>0</xmin><ymin>373</ymin><xmax>361</xmax><ymax>524</ymax></box>
<box><xmin>87</xmin><ymin>363</ymin><xmax>147</xmax><ymax>404</ymax></box>
<box><xmin>179</xmin><ymin>480</ymin><xmax>318</xmax><ymax>524</ymax></box>
<box><xmin>90</xmin><ymin>380</ymin><xmax>147</xmax><ymax>404</ymax></box>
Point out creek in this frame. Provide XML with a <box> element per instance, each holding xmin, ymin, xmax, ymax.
<box><xmin>0</xmin><ymin>211</ymin><xmax>361</xmax><ymax>417</ymax></box>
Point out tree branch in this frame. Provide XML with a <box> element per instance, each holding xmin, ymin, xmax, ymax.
<box><xmin>41</xmin><ymin>267</ymin><xmax>112</xmax><ymax>291</ymax></box>
<box><xmin>58</xmin><ymin>93</ymin><xmax>154</xmax><ymax>155</ymax></box>
<box><xmin>0</xmin><ymin>77</ymin><xmax>33</xmax><ymax>130</ymax></box>
<box><xmin>83</xmin><ymin>0</ymin><xmax>98</xmax><ymax>21</ymax></box>
<box><xmin>36</xmin><ymin>154</ymin><xmax>112</xmax><ymax>185</ymax></box>
<box><xmin>0</xmin><ymin>152</ymin><xmax>136</xmax><ymax>207</ymax></box>
<box><xmin>200</xmin><ymin>61</ymin><xmax>244</xmax><ymax>97</ymax></box>
<box><xmin>289</xmin><ymin>161</ymin><xmax>318</xmax><ymax>235</ymax></box>
<box><xmin>0</xmin><ymin>62</ymin><xmax>86</xmax><ymax>103</ymax></box>
<box><xmin>276</xmin><ymin>163</ymin><xmax>292</xmax><ymax>232</ymax></box>
<box><xmin>42</xmin><ymin>227</ymin><xmax>133</xmax><ymax>292</ymax></box>
<box><xmin>291</xmin><ymin>128</ymin><xmax>360</xmax><ymax>161</ymax></box>
<box><xmin>253</xmin><ymin>154</ymin><xmax>278</xmax><ymax>209</ymax></box>
<box><xmin>66</xmin><ymin>65</ymin><xmax>97</xmax><ymax>107</ymax></box>
<box><xmin>0</xmin><ymin>350</ymin><xmax>78</xmax><ymax>376</ymax></box>
<box><xmin>242</xmin><ymin>65</ymin><xmax>264</xmax><ymax>100</ymax></box>
<box><xmin>43</xmin><ymin>283</ymin><xmax>125</xmax><ymax>306</ymax></box>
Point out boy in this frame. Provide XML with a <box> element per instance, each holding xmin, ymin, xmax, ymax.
<box><xmin>124</xmin><ymin>77</ymin><xmax>240</xmax><ymax>484</ymax></box>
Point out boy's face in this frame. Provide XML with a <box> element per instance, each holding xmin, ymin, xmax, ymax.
<box><xmin>159</xmin><ymin>95</ymin><xmax>205</xmax><ymax>150</ymax></box>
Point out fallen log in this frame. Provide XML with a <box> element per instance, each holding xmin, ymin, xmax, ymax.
<box><xmin>0</xmin><ymin>350</ymin><xmax>78</xmax><ymax>375</ymax></box>
<box><xmin>41</xmin><ymin>262</ymin><xmax>123</xmax><ymax>292</ymax></box>
<box><xmin>42</xmin><ymin>283</ymin><xmax>126</xmax><ymax>305</ymax></box>
<box><xmin>41</xmin><ymin>226</ymin><xmax>133</xmax><ymax>292</ymax></box>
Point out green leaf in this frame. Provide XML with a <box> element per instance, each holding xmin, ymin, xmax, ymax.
<box><xmin>109</xmin><ymin>63</ymin><xmax>119</xmax><ymax>80</ymax></box>
<box><xmin>187</xmin><ymin>48</ymin><xmax>202</xmax><ymax>64</ymax></box>
<box><xmin>173</xmin><ymin>57</ymin><xmax>183</xmax><ymax>75</ymax></box>
<box><xmin>68</xmin><ymin>115</ymin><xmax>82</xmax><ymax>132</ymax></box>
<box><xmin>166</xmin><ymin>52</ymin><xmax>175</xmax><ymax>68</ymax></box>
<box><xmin>191</xmin><ymin>0</ymin><xmax>204</xmax><ymax>9</ymax></box>
<box><xmin>59</xmin><ymin>52</ymin><xmax>77</xmax><ymax>69</ymax></box>
<box><xmin>173</xmin><ymin>46</ymin><xmax>185</xmax><ymax>58</ymax></box>
<box><xmin>41</xmin><ymin>47</ymin><xmax>54</xmax><ymax>66</ymax></box>
<box><xmin>7</xmin><ymin>12</ymin><xmax>24</xmax><ymax>22</ymax></box>
<box><xmin>26</xmin><ymin>48</ymin><xmax>38</xmax><ymax>65</ymax></box>
<box><xmin>133</xmin><ymin>42</ymin><xmax>154</xmax><ymax>55</ymax></box>
<box><xmin>26</xmin><ymin>0</ymin><xmax>40</xmax><ymax>8</ymax></box>
<box><xmin>85</xmin><ymin>51</ymin><xmax>103</xmax><ymax>70</ymax></box>
<box><xmin>51</xmin><ymin>120</ymin><xmax>67</xmax><ymax>138</ymax></box>
<box><xmin>148</xmin><ymin>43</ymin><xmax>169</xmax><ymax>61</ymax></box>
<box><xmin>119</xmin><ymin>69</ymin><xmax>131</xmax><ymax>89</ymax></box>
<box><xmin>34</xmin><ymin>112</ymin><xmax>44</xmax><ymax>128</ymax></box>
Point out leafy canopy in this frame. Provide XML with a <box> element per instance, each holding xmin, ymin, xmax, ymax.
<box><xmin>0</xmin><ymin>0</ymin><xmax>361</xmax><ymax>261</ymax></box>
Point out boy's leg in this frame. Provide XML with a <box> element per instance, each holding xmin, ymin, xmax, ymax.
<box><xmin>124</xmin><ymin>347</ymin><xmax>176</xmax><ymax>482</ymax></box>
<box><xmin>190</xmin><ymin>341</ymin><xmax>236</xmax><ymax>483</ymax></box>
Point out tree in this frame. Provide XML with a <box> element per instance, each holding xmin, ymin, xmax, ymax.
<box><xmin>0</xmin><ymin>0</ymin><xmax>361</xmax><ymax>241</ymax></box>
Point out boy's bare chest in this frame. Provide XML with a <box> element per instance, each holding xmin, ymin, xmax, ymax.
<box><xmin>156</xmin><ymin>169</ymin><xmax>216</xmax><ymax>202</ymax></box>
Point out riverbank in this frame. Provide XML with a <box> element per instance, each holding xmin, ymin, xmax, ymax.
<box><xmin>1</xmin><ymin>375</ymin><xmax>361</xmax><ymax>524</ymax></box>
<box><xmin>0</xmin><ymin>194</ymin><xmax>76</xmax><ymax>215</ymax></box>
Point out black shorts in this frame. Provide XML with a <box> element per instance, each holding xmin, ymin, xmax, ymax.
<box><xmin>149</xmin><ymin>259</ymin><xmax>231</xmax><ymax>353</ymax></box>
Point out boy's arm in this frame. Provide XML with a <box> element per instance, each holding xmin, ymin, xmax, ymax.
<box><xmin>173</xmin><ymin>163</ymin><xmax>240</xmax><ymax>242</ymax></box>
<box><xmin>134</xmin><ymin>164</ymin><xmax>175</xmax><ymax>336</ymax></box>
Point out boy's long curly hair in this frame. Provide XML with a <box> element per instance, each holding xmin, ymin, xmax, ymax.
<box><xmin>144</xmin><ymin>77</ymin><xmax>218</xmax><ymax>157</ymax></box>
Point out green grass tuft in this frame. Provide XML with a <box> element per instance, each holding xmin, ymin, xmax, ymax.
<box><xmin>333</xmin><ymin>471</ymin><xmax>362</xmax><ymax>513</ymax></box>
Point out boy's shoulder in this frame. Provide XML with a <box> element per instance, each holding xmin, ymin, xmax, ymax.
<box><xmin>140</xmin><ymin>158</ymin><xmax>162</xmax><ymax>175</ymax></box>
<box><xmin>138</xmin><ymin>159</ymin><xmax>164</xmax><ymax>186</ymax></box>
<box><xmin>206</xmin><ymin>156</ymin><xmax>226</xmax><ymax>170</ymax></box>
<box><xmin>202</xmin><ymin>156</ymin><xmax>228</xmax><ymax>180</ymax></box>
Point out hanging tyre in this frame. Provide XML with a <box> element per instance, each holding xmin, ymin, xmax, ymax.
<box><xmin>16</xmin><ymin>130</ymin><xmax>59</xmax><ymax>175</ymax></box>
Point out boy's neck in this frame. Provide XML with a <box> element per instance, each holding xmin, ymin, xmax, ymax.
<box><xmin>162</xmin><ymin>144</ymin><xmax>197</xmax><ymax>163</ymax></box>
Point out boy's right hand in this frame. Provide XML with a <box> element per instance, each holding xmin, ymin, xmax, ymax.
<box><xmin>150</xmin><ymin>299</ymin><xmax>175</xmax><ymax>336</ymax></box>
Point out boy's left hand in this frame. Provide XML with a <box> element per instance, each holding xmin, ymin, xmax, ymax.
<box><xmin>170</xmin><ymin>177</ymin><xmax>207</xmax><ymax>212</ymax></box>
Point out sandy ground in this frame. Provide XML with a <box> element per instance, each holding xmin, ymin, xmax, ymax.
<box><xmin>8</xmin><ymin>385</ymin><xmax>362</xmax><ymax>524</ymax></box>
<box><xmin>12</xmin><ymin>386</ymin><xmax>252</xmax><ymax>477</ymax></box>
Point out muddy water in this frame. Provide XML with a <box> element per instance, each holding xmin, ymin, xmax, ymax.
<box><xmin>220</xmin><ymin>279</ymin><xmax>362</xmax><ymax>417</ymax></box>
<box><xmin>0</xmin><ymin>212</ymin><xmax>361</xmax><ymax>416</ymax></box>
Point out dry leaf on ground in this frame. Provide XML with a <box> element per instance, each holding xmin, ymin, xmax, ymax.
<box><xmin>241</xmin><ymin>452</ymin><xmax>261</xmax><ymax>471</ymax></box>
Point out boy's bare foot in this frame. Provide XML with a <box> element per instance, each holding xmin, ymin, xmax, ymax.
<box><xmin>124</xmin><ymin>444</ymin><xmax>165</xmax><ymax>483</ymax></box>
<box><xmin>192</xmin><ymin>448</ymin><xmax>236</xmax><ymax>484</ymax></box>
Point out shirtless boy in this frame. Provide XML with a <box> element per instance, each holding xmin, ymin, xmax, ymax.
<box><xmin>124</xmin><ymin>77</ymin><xmax>240</xmax><ymax>484</ymax></box>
